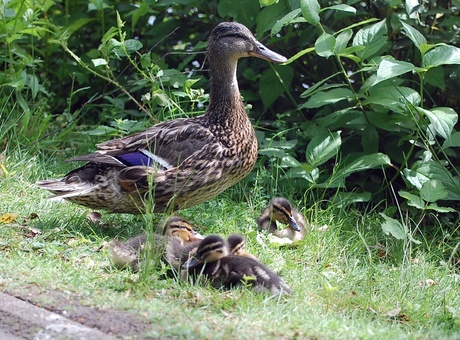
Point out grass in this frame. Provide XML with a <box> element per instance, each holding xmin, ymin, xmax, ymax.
<box><xmin>1</xmin><ymin>148</ymin><xmax>460</xmax><ymax>339</ymax></box>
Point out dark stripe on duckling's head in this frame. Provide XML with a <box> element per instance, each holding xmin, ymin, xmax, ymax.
<box><xmin>197</xmin><ymin>235</ymin><xmax>229</xmax><ymax>262</ymax></box>
<box><xmin>270</xmin><ymin>197</ymin><xmax>301</xmax><ymax>232</ymax></box>
<box><xmin>227</xmin><ymin>234</ymin><xmax>246</xmax><ymax>256</ymax></box>
<box><xmin>161</xmin><ymin>216</ymin><xmax>203</xmax><ymax>241</ymax></box>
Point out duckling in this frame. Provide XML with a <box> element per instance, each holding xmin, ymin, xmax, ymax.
<box><xmin>184</xmin><ymin>235</ymin><xmax>291</xmax><ymax>295</ymax></box>
<box><xmin>257</xmin><ymin>197</ymin><xmax>307</xmax><ymax>242</ymax></box>
<box><xmin>109</xmin><ymin>216</ymin><xmax>202</xmax><ymax>271</ymax></box>
<box><xmin>37</xmin><ymin>22</ymin><xmax>287</xmax><ymax>214</ymax></box>
<box><xmin>227</xmin><ymin>234</ymin><xmax>258</xmax><ymax>260</ymax></box>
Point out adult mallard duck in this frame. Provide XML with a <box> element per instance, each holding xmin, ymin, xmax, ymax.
<box><xmin>109</xmin><ymin>216</ymin><xmax>203</xmax><ymax>271</ymax></box>
<box><xmin>257</xmin><ymin>197</ymin><xmax>307</xmax><ymax>242</ymax></box>
<box><xmin>184</xmin><ymin>235</ymin><xmax>291</xmax><ymax>295</ymax></box>
<box><xmin>37</xmin><ymin>22</ymin><xmax>287</xmax><ymax>214</ymax></box>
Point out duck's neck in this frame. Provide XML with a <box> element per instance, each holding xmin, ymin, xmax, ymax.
<box><xmin>205</xmin><ymin>55</ymin><xmax>247</xmax><ymax>126</ymax></box>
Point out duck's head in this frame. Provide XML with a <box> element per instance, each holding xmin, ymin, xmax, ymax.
<box><xmin>207</xmin><ymin>22</ymin><xmax>287</xmax><ymax>64</ymax></box>
<box><xmin>227</xmin><ymin>234</ymin><xmax>247</xmax><ymax>256</ymax></box>
<box><xmin>185</xmin><ymin>235</ymin><xmax>229</xmax><ymax>268</ymax></box>
<box><xmin>267</xmin><ymin>197</ymin><xmax>301</xmax><ymax>232</ymax></box>
<box><xmin>162</xmin><ymin>216</ymin><xmax>204</xmax><ymax>242</ymax></box>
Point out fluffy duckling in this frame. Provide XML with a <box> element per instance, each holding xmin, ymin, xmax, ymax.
<box><xmin>227</xmin><ymin>234</ymin><xmax>258</xmax><ymax>260</ymax></box>
<box><xmin>109</xmin><ymin>216</ymin><xmax>203</xmax><ymax>271</ymax></box>
<box><xmin>184</xmin><ymin>235</ymin><xmax>291</xmax><ymax>295</ymax></box>
<box><xmin>257</xmin><ymin>197</ymin><xmax>307</xmax><ymax>242</ymax></box>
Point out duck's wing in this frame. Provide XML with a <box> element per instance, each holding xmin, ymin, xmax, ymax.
<box><xmin>68</xmin><ymin>117</ymin><xmax>216</xmax><ymax>169</ymax></box>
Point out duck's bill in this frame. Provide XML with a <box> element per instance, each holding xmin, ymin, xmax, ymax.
<box><xmin>191</xmin><ymin>231</ymin><xmax>205</xmax><ymax>240</ymax></box>
<box><xmin>182</xmin><ymin>255</ymin><xmax>202</xmax><ymax>269</ymax></box>
<box><xmin>250</xmin><ymin>42</ymin><xmax>287</xmax><ymax>63</ymax></box>
<box><xmin>288</xmin><ymin>217</ymin><xmax>301</xmax><ymax>232</ymax></box>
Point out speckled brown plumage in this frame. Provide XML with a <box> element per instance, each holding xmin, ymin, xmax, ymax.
<box><xmin>184</xmin><ymin>235</ymin><xmax>291</xmax><ymax>295</ymax></box>
<box><xmin>257</xmin><ymin>197</ymin><xmax>308</xmax><ymax>242</ymax></box>
<box><xmin>37</xmin><ymin>22</ymin><xmax>287</xmax><ymax>214</ymax></box>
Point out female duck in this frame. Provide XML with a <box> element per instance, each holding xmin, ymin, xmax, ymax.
<box><xmin>37</xmin><ymin>22</ymin><xmax>287</xmax><ymax>214</ymax></box>
<box><xmin>184</xmin><ymin>235</ymin><xmax>291</xmax><ymax>295</ymax></box>
<box><xmin>257</xmin><ymin>197</ymin><xmax>307</xmax><ymax>242</ymax></box>
<box><xmin>109</xmin><ymin>216</ymin><xmax>203</xmax><ymax>271</ymax></box>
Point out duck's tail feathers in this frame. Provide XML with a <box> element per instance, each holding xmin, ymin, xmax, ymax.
<box><xmin>36</xmin><ymin>179</ymin><xmax>95</xmax><ymax>199</ymax></box>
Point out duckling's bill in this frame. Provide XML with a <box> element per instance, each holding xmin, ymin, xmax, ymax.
<box><xmin>288</xmin><ymin>217</ymin><xmax>301</xmax><ymax>232</ymax></box>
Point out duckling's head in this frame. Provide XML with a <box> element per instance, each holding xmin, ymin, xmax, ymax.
<box><xmin>268</xmin><ymin>197</ymin><xmax>301</xmax><ymax>232</ymax></box>
<box><xmin>207</xmin><ymin>22</ymin><xmax>287</xmax><ymax>65</ymax></box>
<box><xmin>161</xmin><ymin>216</ymin><xmax>203</xmax><ymax>242</ymax></box>
<box><xmin>196</xmin><ymin>235</ymin><xmax>230</xmax><ymax>263</ymax></box>
<box><xmin>227</xmin><ymin>234</ymin><xmax>247</xmax><ymax>256</ymax></box>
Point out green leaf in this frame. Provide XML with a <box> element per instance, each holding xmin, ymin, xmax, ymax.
<box><xmin>300</xmin><ymin>0</ymin><xmax>321</xmax><ymax>26</ymax></box>
<box><xmin>373</xmin><ymin>59</ymin><xmax>416</xmax><ymax>86</ymax></box>
<box><xmin>409</xmin><ymin>161</ymin><xmax>460</xmax><ymax>201</ymax></box>
<box><xmin>306</xmin><ymin>131</ymin><xmax>341</xmax><ymax>167</ymax></box>
<box><xmin>259</xmin><ymin>148</ymin><xmax>286</xmax><ymax>158</ymax></box>
<box><xmin>420</xmin><ymin>179</ymin><xmax>448</xmax><ymax>203</ymax></box>
<box><xmin>399</xmin><ymin>190</ymin><xmax>426</xmax><ymax>209</ymax></box>
<box><xmin>124</xmin><ymin>39</ymin><xmax>143</xmax><ymax>54</ymax></box>
<box><xmin>260</xmin><ymin>0</ymin><xmax>279</xmax><ymax>6</ymax></box>
<box><xmin>331</xmin><ymin>191</ymin><xmax>372</xmax><ymax>208</ymax></box>
<box><xmin>280</xmin><ymin>155</ymin><xmax>302</xmax><ymax>167</ymax></box>
<box><xmin>425</xmin><ymin>203</ymin><xmax>456</xmax><ymax>213</ymax></box>
<box><xmin>91</xmin><ymin>58</ymin><xmax>108</xmax><ymax>67</ymax></box>
<box><xmin>399</xmin><ymin>20</ymin><xmax>427</xmax><ymax>53</ymax></box>
<box><xmin>364</xmin><ymin>85</ymin><xmax>421</xmax><ymax>111</ymax></box>
<box><xmin>325</xmin><ymin>153</ymin><xmax>391</xmax><ymax>188</ymax></box>
<box><xmin>443</xmin><ymin>131</ymin><xmax>460</xmax><ymax>149</ymax></box>
<box><xmin>423</xmin><ymin>44</ymin><xmax>460</xmax><ymax>68</ymax></box>
<box><xmin>315</xmin><ymin>33</ymin><xmax>336</xmax><ymax>58</ymax></box>
<box><xmin>380</xmin><ymin>213</ymin><xmax>406</xmax><ymax>240</ymax></box>
<box><xmin>334</xmin><ymin>29</ymin><xmax>352</xmax><ymax>54</ymax></box>
<box><xmin>419</xmin><ymin>107</ymin><xmax>458</xmax><ymax>139</ymax></box>
<box><xmin>323</xmin><ymin>4</ymin><xmax>356</xmax><ymax>13</ymax></box>
<box><xmin>271</xmin><ymin>9</ymin><xmax>302</xmax><ymax>35</ymax></box>
<box><xmin>353</xmin><ymin>19</ymin><xmax>388</xmax><ymax>60</ymax></box>
<box><xmin>304</xmin><ymin>88</ymin><xmax>354</xmax><ymax>108</ymax></box>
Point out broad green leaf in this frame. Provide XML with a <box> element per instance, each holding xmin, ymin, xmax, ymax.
<box><xmin>399</xmin><ymin>190</ymin><xmax>425</xmax><ymax>209</ymax></box>
<box><xmin>410</xmin><ymin>161</ymin><xmax>460</xmax><ymax>201</ymax></box>
<box><xmin>259</xmin><ymin>148</ymin><xmax>286</xmax><ymax>158</ymax></box>
<box><xmin>420</xmin><ymin>179</ymin><xmax>448</xmax><ymax>203</ymax></box>
<box><xmin>315</xmin><ymin>33</ymin><xmax>336</xmax><ymax>58</ymax></box>
<box><xmin>300</xmin><ymin>0</ymin><xmax>321</xmax><ymax>26</ymax></box>
<box><xmin>425</xmin><ymin>203</ymin><xmax>456</xmax><ymax>213</ymax></box>
<box><xmin>419</xmin><ymin>107</ymin><xmax>458</xmax><ymax>139</ymax></box>
<box><xmin>443</xmin><ymin>131</ymin><xmax>460</xmax><ymax>148</ymax></box>
<box><xmin>362</xmin><ymin>125</ymin><xmax>379</xmax><ymax>154</ymax></box>
<box><xmin>335</xmin><ymin>29</ymin><xmax>353</xmax><ymax>54</ymax></box>
<box><xmin>271</xmin><ymin>9</ymin><xmax>301</xmax><ymax>35</ymax></box>
<box><xmin>405</xmin><ymin>0</ymin><xmax>420</xmax><ymax>19</ymax></box>
<box><xmin>304</xmin><ymin>88</ymin><xmax>354</xmax><ymax>108</ymax></box>
<box><xmin>284</xmin><ymin>46</ymin><xmax>315</xmax><ymax>64</ymax></box>
<box><xmin>402</xmin><ymin>168</ymin><xmax>429</xmax><ymax>190</ymax></box>
<box><xmin>400</xmin><ymin>20</ymin><xmax>426</xmax><ymax>53</ymax></box>
<box><xmin>373</xmin><ymin>59</ymin><xmax>416</xmax><ymax>86</ymax></box>
<box><xmin>124</xmin><ymin>39</ymin><xmax>143</xmax><ymax>54</ymax></box>
<box><xmin>353</xmin><ymin>19</ymin><xmax>388</xmax><ymax>60</ymax></box>
<box><xmin>380</xmin><ymin>213</ymin><xmax>406</xmax><ymax>240</ymax></box>
<box><xmin>325</xmin><ymin>153</ymin><xmax>391</xmax><ymax>188</ymax></box>
<box><xmin>260</xmin><ymin>0</ymin><xmax>278</xmax><ymax>6</ymax></box>
<box><xmin>259</xmin><ymin>65</ymin><xmax>294</xmax><ymax>109</ymax></box>
<box><xmin>331</xmin><ymin>191</ymin><xmax>372</xmax><ymax>208</ymax></box>
<box><xmin>364</xmin><ymin>85</ymin><xmax>421</xmax><ymax>111</ymax></box>
<box><xmin>306</xmin><ymin>131</ymin><xmax>341</xmax><ymax>167</ymax></box>
<box><xmin>91</xmin><ymin>58</ymin><xmax>108</xmax><ymax>67</ymax></box>
<box><xmin>423</xmin><ymin>44</ymin><xmax>460</xmax><ymax>68</ymax></box>
<box><xmin>323</xmin><ymin>4</ymin><xmax>356</xmax><ymax>13</ymax></box>
<box><xmin>280</xmin><ymin>155</ymin><xmax>302</xmax><ymax>167</ymax></box>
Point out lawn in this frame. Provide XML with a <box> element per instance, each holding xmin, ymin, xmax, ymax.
<box><xmin>1</xmin><ymin>149</ymin><xmax>459</xmax><ymax>339</ymax></box>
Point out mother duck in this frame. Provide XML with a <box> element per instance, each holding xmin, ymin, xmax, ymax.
<box><xmin>37</xmin><ymin>22</ymin><xmax>287</xmax><ymax>213</ymax></box>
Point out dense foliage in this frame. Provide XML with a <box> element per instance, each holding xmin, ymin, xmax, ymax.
<box><xmin>1</xmin><ymin>0</ymin><xmax>460</xmax><ymax>239</ymax></box>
